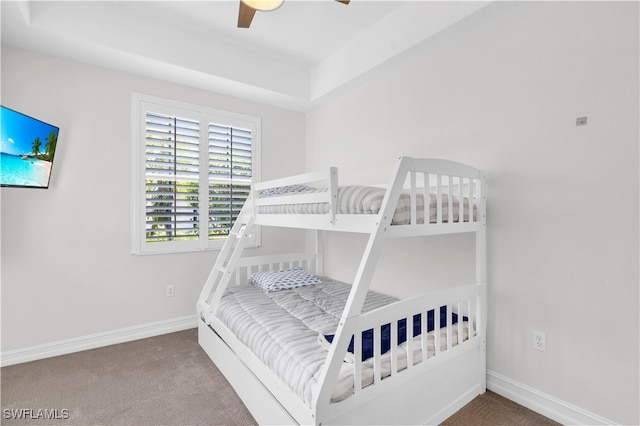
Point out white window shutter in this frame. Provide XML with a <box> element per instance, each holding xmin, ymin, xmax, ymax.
<box><xmin>132</xmin><ymin>93</ymin><xmax>260</xmax><ymax>255</ymax></box>
<box><xmin>208</xmin><ymin>123</ymin><xmax>252</xmax><ymax>241</ymax></box>
<box><xmin>144</xmin><ymin>112</ymin><xmax>201</xmax><ymax>243</ymax></box>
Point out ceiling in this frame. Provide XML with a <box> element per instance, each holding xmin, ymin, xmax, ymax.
<box><xmin>1</xmin><ymin>1</ymin><xmax>490</xmax><ymax>111</ymax></box>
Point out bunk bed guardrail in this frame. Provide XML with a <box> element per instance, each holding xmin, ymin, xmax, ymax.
<box><xmin>316</xmin><ymin>283</ymin><xmax>482</xmax><ymax>423</ymax></box>
<box><xmin>244</xmin><ymin>157</ymin><xmax>484</xmax><ymax>236</ymax></box>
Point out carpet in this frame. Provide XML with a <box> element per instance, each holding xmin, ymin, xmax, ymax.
<box><xmin>1</xmin><ymin>328</ymin><xmax>559</xmax><ymax>425</ymax></box>
<box><xmin>441</xmin><ymin>390</ymin><xmax>560</xmax><ymax>426</ymax></box>
<box><xmin>1</xmin><ymin>329</ymin><xmax>255</xmax><ymax>425</ymax></box>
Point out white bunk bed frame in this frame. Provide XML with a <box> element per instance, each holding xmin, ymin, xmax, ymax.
<box><xmin>197</xmin><ymin>156</ymin><xmax>487</xmax><ymax>425</ymax></box>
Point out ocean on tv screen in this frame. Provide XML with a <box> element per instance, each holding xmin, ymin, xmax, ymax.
<box><xmin>1</xmin><ymin>106</ymin><xmax>59</xmax><ymax>188</ymax></box>
<box><xmin>1</xmin><ymin>152</ymin><xmax>52</xmax><ymax>187</ymax></box>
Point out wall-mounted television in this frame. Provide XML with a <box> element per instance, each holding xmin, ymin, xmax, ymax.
<box><xmin>1</xmin><ymin>106</ymin><xmax>60</xmax><ymax>189</ymax></box>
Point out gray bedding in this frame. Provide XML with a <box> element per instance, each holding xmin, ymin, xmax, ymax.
<box><xmin>258</xmin><ymin>185</ymin><xmax>475</xmax><ymax>224</ymax></box>
<box><xmin>216</xmin><ymin>278</ymin><xmax>396</xmax><ymax>406</ymax></box>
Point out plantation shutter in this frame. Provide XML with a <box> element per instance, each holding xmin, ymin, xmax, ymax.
<box><xmin>144</xmin><ymin>112</ymin><xmax>201</xmax><ymax>243</ymax></box>
<box><xmin>208</xmin><ymin>123</ymin><xmax>252</xmax><ymax>240</ymax></box>
<box><xmin>133</xmin><ymin>94</ymin><xmax>260</xmax><ymax>254</ymax></box>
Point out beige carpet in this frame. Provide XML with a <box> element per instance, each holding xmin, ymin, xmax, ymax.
<box><xmin>1</xmin><ymin>329</ymin><xmax>559</xmax><ymax>425</ymax></box>
<box><xmin>441</xmin><ymin>391</ymin><xmax>560</xmax><ymax>426</ymax></box>
<box><xmin>1</xmin><ymin>329</ymin><xmax>255</xmax><ymax>425</ymax></box>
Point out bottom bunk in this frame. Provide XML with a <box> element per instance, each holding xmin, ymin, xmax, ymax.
<box><xmin>198</xmin><ymin>255</ymin><xmax>486</xmax><ymax>425</ymax></box>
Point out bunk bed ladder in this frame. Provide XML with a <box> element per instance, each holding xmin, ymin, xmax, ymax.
<box><xmin>197</xmin><ymin>212</ymin><xmax>255</xmax><ymax>324</ymax></box>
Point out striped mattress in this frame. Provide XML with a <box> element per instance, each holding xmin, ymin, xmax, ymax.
<box><xmin>258</xmin><ymin>185</ymin><xmax>475</xmax><ymax>224</ymax></box>
<box><xmin>215</xmin><ymin>278</ymin><xmax>469</xmax><ymax>406</ymax></box>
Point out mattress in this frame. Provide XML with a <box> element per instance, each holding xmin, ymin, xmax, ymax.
<box><xmin>258</xmin><ymin>185</ymin><xmax>475</xmax><ymax>224</ymax></box>
<box><xmin>215</xmin><ymin>278</ymin><xmax>469</xmax><ymax>406</ymax></box>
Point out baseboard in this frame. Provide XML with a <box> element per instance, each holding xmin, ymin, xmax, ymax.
<box><xmin>486</xmin><ymin>370</ymin><xmax>616</xmax><ymax>425</ymax></box>
<box><xmin>0</xmin><ymin>314</ymin><xmax>198</xmax><ymax>367</ymax></box>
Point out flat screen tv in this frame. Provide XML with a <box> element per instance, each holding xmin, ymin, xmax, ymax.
<box><xmin>1</xmin><ymin>106</ymin><xmax>60</xmax><ymax>188</ymax></box>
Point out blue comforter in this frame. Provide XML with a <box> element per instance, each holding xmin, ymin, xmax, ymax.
<box><xmin>324</xmin><ymin>306</ymin><xmax>464</xmax><ymax>361</ymax></box>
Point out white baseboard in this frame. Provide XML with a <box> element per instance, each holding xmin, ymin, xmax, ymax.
<box><xmin>487</xmin><ymin>370</ymin><xmax>616</xmax><ymax>425</ymax></box>
<box><xmin>0</xmin><ymin>314</ymin><xmax>198</xmax><ymax>367</ymax></box>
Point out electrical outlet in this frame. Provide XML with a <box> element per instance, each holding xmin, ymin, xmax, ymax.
<box><xmin>533</xmin><ymin>331</ymin><xmax>547</xmax><ymax>352</ymax></box>
<box><xmin>166</xmin><ymin>285</ymin><xmax>175</xmax><ymax>297</ymax></box>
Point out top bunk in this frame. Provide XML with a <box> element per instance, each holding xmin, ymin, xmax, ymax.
<box><xmin>245</xmin><ymin>156</ymin><xmax>486</xmax><ymax>237</ymax></box>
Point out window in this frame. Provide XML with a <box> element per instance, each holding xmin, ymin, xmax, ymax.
<box><xmin>131</xmin><ymin>94</ymin><xmax>260</xmax><ymax>254</ymax></box>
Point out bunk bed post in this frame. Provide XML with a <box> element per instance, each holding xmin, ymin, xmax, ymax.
<box><xmin>316</xmin><ymin>229</ymin><xmax>325</xmax><ymax>276</ymax></box>
<box><xmin>476</xmin><ymin>170</ymin><xmax>487</xmax><ymax>392</ymax></box>
<box><xmin>328</xmin><ymin>167</ymin><xmax>339</xmax><ymax>225</ymax></box>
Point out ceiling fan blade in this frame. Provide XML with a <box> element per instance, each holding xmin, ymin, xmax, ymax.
<box><xmin>238</xmin><ymin>1</ymin><xmax>256</xmax><ymax>28</ymax></box>
<box><xmin>335</xmin><ymin>0</ymin><xmax>350</xmax><ymax>4</ymax></box>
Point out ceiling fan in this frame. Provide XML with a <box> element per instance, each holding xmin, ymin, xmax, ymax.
<box><xmin>238</xmin><ymin>0</ymin><xmax>350</xmax><ymax>28</ymax></box>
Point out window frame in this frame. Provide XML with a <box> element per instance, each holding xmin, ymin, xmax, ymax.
<box><xmin>131</xmin><ymin>93</ymin><xmax>261</xmax><ymax>255</ymax></box>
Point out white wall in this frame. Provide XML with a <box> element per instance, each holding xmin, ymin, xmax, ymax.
<box><xmin>306</xmin><ymin>2</ymin><xmax>639</xmax><ymax>425</ymax></box>
<box><xmin>1</xmin><ymin>45</ymin><xmax>306</xmax><ymax>352</ymax></box>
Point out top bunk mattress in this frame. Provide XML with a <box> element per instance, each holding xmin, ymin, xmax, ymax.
<box><xmin>257</xmin><ymin>185</ymin><xmax>475</xmax><ymax>225</ymax></box>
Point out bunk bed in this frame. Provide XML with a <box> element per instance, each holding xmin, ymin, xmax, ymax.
<box><xmin>197</xmin><ymin>156</ymin><xmax>487</xmax><ymax>425</ymax></box>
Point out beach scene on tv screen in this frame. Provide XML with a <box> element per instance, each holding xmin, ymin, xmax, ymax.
<box><xmin>1</xmin><ymin>107</ymin><xmax>59</xmax><ymax>188</ymax></box>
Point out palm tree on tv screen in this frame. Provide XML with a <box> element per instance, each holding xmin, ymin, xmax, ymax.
<box><xmin>44</xmin><ymin>131</ymin><xmax>57</xmax><ymax>161</ymax></box>
<box><xmin>31</xmin><ymin>137</ymin><xmax>41</xmax><ymax>156</ymax></box>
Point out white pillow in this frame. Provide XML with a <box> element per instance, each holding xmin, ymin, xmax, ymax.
<box><xmin>251</xmin><ymin>267</ymin><xmax>322</xmax><ymax>293</ymax></box>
